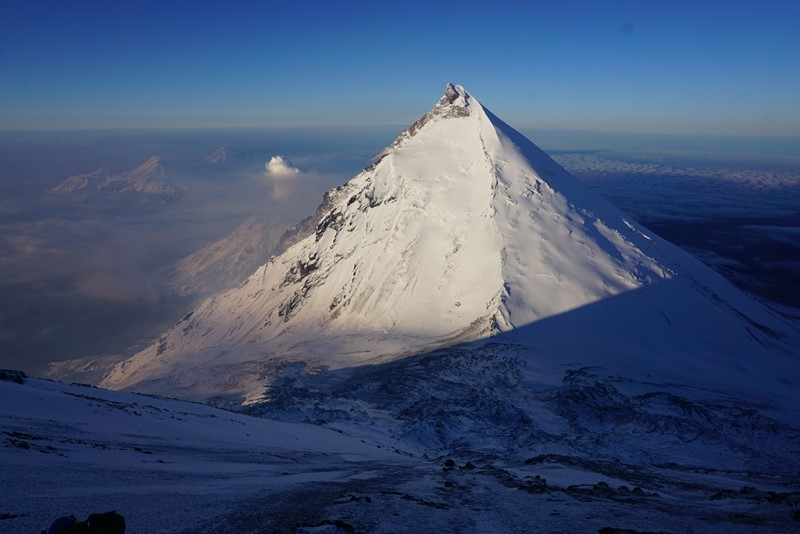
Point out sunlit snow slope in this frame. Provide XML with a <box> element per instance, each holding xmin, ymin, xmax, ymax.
<box><xmin>101</xmin><ymin>84</ymin><xmax>799</xmax><ymax>405</ymax></box>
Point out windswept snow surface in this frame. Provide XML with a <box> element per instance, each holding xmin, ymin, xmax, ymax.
<box><xmin>0</xmin><ymin>375</ymin><xmax>413</xmax><ymax>533</ymax></box>
<box><xmin>4</xmin><ymin>375</ymin><xmax>800</xmax><ymax>533</ymax></box>
<box><xmin>101</xmin><ymin>84</ymin><xmax>800</xmax><ymax>410</ymax></box>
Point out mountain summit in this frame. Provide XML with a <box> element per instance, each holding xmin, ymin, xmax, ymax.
<box><xmin>101</xmin><ymin>84</ymin><xmax>799</xmax><ymax>406</ymax></box>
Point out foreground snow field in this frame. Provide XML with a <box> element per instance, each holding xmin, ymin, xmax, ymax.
<box><xmin>3</xmin><ymin>374</ymin><xmax>799</xmax><ymax>533</ymax></box>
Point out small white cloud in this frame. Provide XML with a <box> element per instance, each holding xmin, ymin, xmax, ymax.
<box><xmin>265</xmin><ymin>156</ymin><xmax>299</xmax><ymax>177</ymax></box>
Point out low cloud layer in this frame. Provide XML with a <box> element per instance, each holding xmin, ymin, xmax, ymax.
<box><xmin>551</xmin><ymin>151</ymin><xmax>800</xmax><ymax>308</ymax></box>
<box><xmin>554</xmin><ymin>153</ymin><xmax>800</xmax><ymax>223</ymax></box>
<box><xmin>0</xmin><ymin>131</ymin><xmax>363</xmax><ymax>375</ymax></box>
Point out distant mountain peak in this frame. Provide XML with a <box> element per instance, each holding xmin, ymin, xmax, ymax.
<box><xmin>205</xmin><ymin>145</ymin><xmax>246</xmax><ymax>165</ymax></box>
<box><xmin>49</xmin><ymin>156</ymin><xmax>182</xmax><ymax>199</ymax></box>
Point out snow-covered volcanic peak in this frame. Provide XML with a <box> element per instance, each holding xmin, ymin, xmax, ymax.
<box><xmin>100</xmin><ymin>83</ymin><xmax>800</xmax><ymax>406</ymax></box>
<box><xmin>205</xmin><ymin>144</ymin><xmax>246</xmax><ymax>165</ymax></box>
<box><xmin>50</xmin><ymin>156</ymin><xmax>183</xmax><ymax>198</ymax></box>
<box><xmin>99</xmin><ymin>156</ymin><xmax>174</xmax><ymax>196</ymax></box>
<box><xmin>171</xmin><ymin>213</ymin><xmax>290</xmax><ymax>298</ymax></box>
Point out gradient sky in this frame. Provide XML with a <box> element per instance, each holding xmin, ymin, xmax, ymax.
<box><xmin>1</xmin><ymin>0</ymin><xmax>799</xmax><ymax>135</ymax></box>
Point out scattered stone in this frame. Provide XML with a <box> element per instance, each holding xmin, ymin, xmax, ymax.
<box><xmin>0</xmin><ymin>370</ymin><xmax>26</xmax><ymax>384</ymax></box>
<box><xmin>524</xmin><ymin>476</ymin><xmax>548</xmax><ymax>494</ymax></box>
<box><xmin>598</xmin><ymin>528</ymin><xmax>670</xmax><ymax>534</ymax></box>
<box><xmin>399</xmin><ymin>493</ymin><xmax>449</xmax><ymax>509</ymax></box>
<box><xmin>567</xmin><ymin>482</ymin><xmax>659</xmax><ymax>501</ymax></box>
<box><xmin>335</xmin><ymin>495</ymin><xmax>372</xmax><ymax>505</ymax></box>
<box><xmin>297</xmin><ymin>519</ymin><xmax>356</xmax><ymax>533</ymax></box>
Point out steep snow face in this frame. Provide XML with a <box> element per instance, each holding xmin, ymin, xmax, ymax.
<box><xmin>100</xmin><ymin>84</ymin><xmax>799</xmax><ymax>403</ymax></box>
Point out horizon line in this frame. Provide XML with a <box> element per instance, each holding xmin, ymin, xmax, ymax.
<box><xmin>1</xmin><ymin>124</ymin><xmax>799</xmax><ymax>140</ymax></box>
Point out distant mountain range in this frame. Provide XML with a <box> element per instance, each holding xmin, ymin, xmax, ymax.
<box><xmin>49</xmin><ymin>156</ymin><xmax>184</xmax><ymax>199</ymax></box>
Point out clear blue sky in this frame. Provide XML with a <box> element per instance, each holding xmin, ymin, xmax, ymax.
<box><xmin>1</xmin><ymin>0</ymin><xmax>799</xmax><ymax>135</ymax></box>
